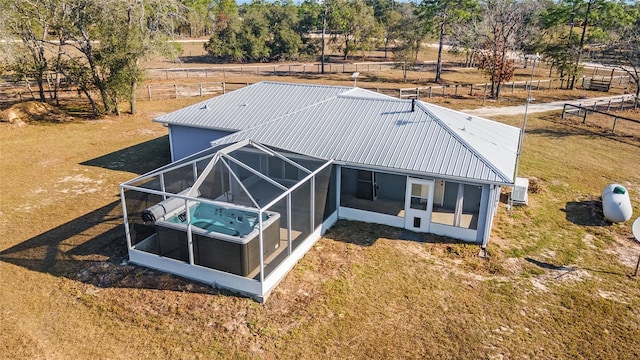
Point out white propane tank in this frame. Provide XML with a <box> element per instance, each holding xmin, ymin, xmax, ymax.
<box><xmin>601</xmin><ymin>184</ymin><xmax>633</xmax><ymax>223</ymax></box>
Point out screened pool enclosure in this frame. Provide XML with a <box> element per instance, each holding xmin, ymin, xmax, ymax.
<box><xmin>120</xmin><ymin>140</ymin><xmax>335</xmax><ymax>301</ymax></box>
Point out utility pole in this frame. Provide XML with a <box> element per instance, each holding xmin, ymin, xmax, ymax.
<box><xmin>510</xmin><ymin>53</ymin><xmax>539</xmax><ymax>213</ymax></box>
<box><xmin>321</xmin><ymin>2</ymin><xmax>328</xmax><ymax>75</ymax></box>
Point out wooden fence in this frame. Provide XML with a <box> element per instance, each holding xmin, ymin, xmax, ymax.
<box><xmin>562</xmin><ymin>97</ymin><xmax>640</xmax><ymax>135</ymax></box>
<box><xmin>135</xmin><ymin>82</ymin><xmax>250</xmax><ymax>100</ymax></box>
<box><xmin>399</xmin><ymin>78</ymin><xmax>566</xmax><ymax>99</ymax></box>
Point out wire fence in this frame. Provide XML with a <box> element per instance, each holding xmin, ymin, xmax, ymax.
<box><xmin>1</xmin><ymin>62</ymin><xmax>636</xmax><ymax>106</ymax></box>
<box><xmin>145</xmin><ymin>62</ymin><xmax>401</xmax><ymax>80</ymax></box>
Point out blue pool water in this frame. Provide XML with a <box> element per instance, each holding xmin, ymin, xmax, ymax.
<box><xmin>165</xmin><ymin>203</ymin><xmax>266</xmax><ymax>237</ymax></box>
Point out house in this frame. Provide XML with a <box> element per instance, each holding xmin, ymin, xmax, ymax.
<box><xmin>120</xmin><ymin>81</ymin><xmax>521</xmax><ymax>301</ymax></box>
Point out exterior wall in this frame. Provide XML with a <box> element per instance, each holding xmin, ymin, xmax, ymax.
<box><xmin>169</xmin><ymin>125</ymin><xmax>233</xmax><ymax>161</ymax></box>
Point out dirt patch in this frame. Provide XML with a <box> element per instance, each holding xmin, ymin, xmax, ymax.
<box><xmin>605</xmin><ymin>234</ymin><xmax>640</xmax><ymax>269</ymax></box>
<box><xmin>0</xmin><ymin>101</ymin><xmax>74</xmax><ymax>125</ymax></box>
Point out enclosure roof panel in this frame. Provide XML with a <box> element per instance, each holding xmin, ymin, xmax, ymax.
<box><xmin>210</xmin><ymin>95</ymin><xmax>520</xmax><ymax>184</ymax></box>
<box><xmin>153</xmin><ymin>81</ymin><xmax>353</xmax><ymax>131</ymax></box>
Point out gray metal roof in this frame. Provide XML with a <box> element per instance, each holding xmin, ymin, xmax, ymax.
<box><xmin>209</xmin><ymin>95</ymin><xmax>520</xmax><ymax>184</ymax></box>
<box><xmin>153</xmin><ymin>82</ymin><xmax>354</xmax><ymax>131</ymax></box>
<box><xmin>157</xmin><ymin>81</ymin><xmax>520</xmax><ymax>185</ymax></box>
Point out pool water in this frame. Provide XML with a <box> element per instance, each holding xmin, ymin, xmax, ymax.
<box><xmin>165</xmin><ymin>203</ymin><xmax>266</xmax><ymax>237</ymax></box>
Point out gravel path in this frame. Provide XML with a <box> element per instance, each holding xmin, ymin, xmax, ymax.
<box><xmin>463</xmin><ymin>94</ymin><xmax>635</xmax><ymax>117</ymax></box>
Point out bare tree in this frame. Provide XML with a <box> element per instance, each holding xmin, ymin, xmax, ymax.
<box><xmin>476</xmin><ymin>0</ymin><xmax>538</xmax><ymax>99</ymax></box>
<box><xmin>600</xmin><ymin>18</ymin><xmax>640</xmax><ymax>107</ymax></box>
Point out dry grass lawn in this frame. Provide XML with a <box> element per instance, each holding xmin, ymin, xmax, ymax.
<box><xmin>1</xmin><ymin>89</ymin><xmax>640</xmax><ymax>359</ymax></box>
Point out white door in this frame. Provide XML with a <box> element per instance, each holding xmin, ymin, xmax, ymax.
<box><xmin>404</xmin><ymin>178</ymin><xmax>434</xmax><ymax>232</ymax></box>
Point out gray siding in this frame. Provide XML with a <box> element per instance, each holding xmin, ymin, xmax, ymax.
<box><xmin>170</xmin><ymin>125</ymin><xmax>232</xmax><ymax>161</ymax></box>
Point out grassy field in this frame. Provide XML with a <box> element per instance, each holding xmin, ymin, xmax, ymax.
<box><xmin>1</xmin><ymin>88</ymin><xmax>640</xmax><ymax>359</ymax></box>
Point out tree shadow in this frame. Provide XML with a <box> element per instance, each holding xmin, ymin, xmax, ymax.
<box><xmin>538</xmin><ymin>114</ymin><xmax>640</xmax><ymax>149</ymax></box>
<box><xmin>525</xmin><ymin>257</ymin><xmax>625</xmax><ymax>276</ymax></box>
<box><xmin>0</xmin><ymin>199</ymin><xmax>219</xmax><ymax>294</ymax></box>
<box><xmin>0</xmin><ymin>137</ymin><xmax>228</xmax><ymax>295</ymax></box>
<box><xmin>525</xmin><ymin>126</ymin><xmax>594</xmax><ymax>138</ymax></box>
<box><xmin>563</xmin><ymin>199</ymin><xmax>609</xmax><ymax>226</ymax></box>
<box><xmin>80</xmin><ymin>135</ymin><xmax>171</xmax><ymax>175</ymax></box>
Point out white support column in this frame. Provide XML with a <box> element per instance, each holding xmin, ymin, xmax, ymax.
<box><xmin>454</xmin><ymin>183</ymin><xmax>464</xmax><ymax>227</ymax></box>
<box><xmin>287</xmin><ymin>193</ymin><xmax>292</xmax><ymax>255</ymax></box>
<box><xmin>120</xmin><ymin>186</ymin><xmax>133</xmax><ymax>249</ymax></box>
<box><xmin>185</xmin><ymin>199</ymin><xmax>194</xmax><ymax>265</ymax></box>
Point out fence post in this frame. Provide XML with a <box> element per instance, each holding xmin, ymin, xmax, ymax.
<box><xmin>223</xmin><ymin>67</ymin><xmax>226</xmax><ymax>78</ymax></box>
<box><xmin>607</xmin><ymin>100</ymin><xmax>611</xmax><ymax>111</ymax></box>
<box><xmin>147</xmin><ymin>85</ymin><xmax>151</xmax><ymax>100</ymax></box>
<box><xmin>223</xmin><ymin>82</ymin><xmax>226</xmax><ymax>94</ymax></box>
<box><xmin>240</xmin><ymin>67</ymin><xmax>243</xmax><ymax>75</ymax></box>
<box><xmin>273</xmin><ymin>66</ymin><xmax>276</xmax><ymax>75</ymax></box>
<box><xmin>199</xmin><ymin>83</ymin><xmax>203</xmax><ymax>97</ymax></box>
<box><xmin>256</xmin><ymin>66</ymin><xmax>259</xmax><ymax>76</ymax></box>
<box><xmin>205</xmin><ymin>69</ymin><xmax>208</xmax><ymax>78</ymax></box>
<box><xmin>398</xmin><ymin>89</ymin><xmax>402</xmax><ymax>98</ymax></box>
<box><xmin>342</xmin><ymin>64</ymin><xmax>345</xmax><ymax>73</ymax></box>
<box><xmin>174</xmin><ymin>84</ymin><xmax>178</xmax><ymax>99</ymax></box>
<box><xmin>186</xmin><ymin>69</ymin><xmax>189</xmax><ymax>78</ymax></box>
<box><xmin>612</xmin><ymin>117</ymin><xmax>618</xmax><ymax>133</ymax></box>
<box><xmin>620</xmin><ymin>98</ymin><xmax>624</xmax><ymax>110</ymax></box>
<box><xmin>512</xmin><ymin>82</ymin><xmax>515</xmax><ymax>93</ymax></box>
<box><xmin>537</xmin><ymin>80</ymin><xmax>541</xmax><ymax>90</ymax></box>
<box><xmin>429</xmin><ymin>87</ymin><xmax>433</xmax><ymax>98</ymax></box>
<box><xmin>416</xmin><ymin>88</ymin><xmax>420</xmax><ymax>99</ymax></box>
<box><xmin>469</xmin><ymin>84</ymin><xmax>473</xmax><ymax>96</ymax></box>
<box><xmin>165</xmin><ymin>70</ymin><xmax>169</xmax><ymax>80</ymax></box>
<box><xmin>454</xmin><ymin>84</ymin><xmax>458</xmax><ymax>96</ymax></box>
<box><xmin>442</xmin><ymin>85</ymin><xmax>446</xmax><ymax>97</ymax></box>
<box><xmin>549</xmin><ymin>79</ymin><xmax>552</xmax><ymax>90</ymax></box>
<box><xmin>562</xmin><ymin>104</ymin><xmax>566</xmax><ymax>119</ymax></box>
<box><xmin>593</xmin><ymin>102</ymin><xmax>597</xmax><ymax>110</ymax></box>
<box><xmin>289</xmin><ymin>65</ymin><xmax>291</xmax><ymax>76</ymax></box>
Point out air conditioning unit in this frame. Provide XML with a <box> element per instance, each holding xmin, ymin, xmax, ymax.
<box><xmin>512</xmin><ymin>177</ymin><xmax>529</xmax><ymax>205</ymax></box>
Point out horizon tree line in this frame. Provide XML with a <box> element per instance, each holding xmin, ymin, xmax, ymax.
<box><xmin>1</xmin><ymin>0</ymin><xmax>638</xmax><ymax>115</ymax></box>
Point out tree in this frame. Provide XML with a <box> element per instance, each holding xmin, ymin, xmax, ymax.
<box><xmin>2</xmin><ymin>0</ymin><xmax>56</xmax><ymax>102</ymax></box>
<box><xmin>598</xmin><ymin>7</ymin><xmax>640</xmax><ymax>107</ymax></box>
<box><xmin>448</xmin><ymin>19</ymin><xmax>482</xmax><ymax>67</ymax></box>
<box><xmin>329</xmin><ymin>0</ymin><xmax>382</xmax><ymax>60</ymax></box>
<box><xmin>267</xmin><ymin>0</ymin><xmax>303</xmax><ymax>60</ymax></box>
<box><xmin>239</xmin><ymin>1</ymin><xmax>270</xmax><ymax>61</ymax></box>
<box><xmin>366</xmin><ymin>0</ymin><xmax>402</xmax><ymax>59</ymax></box>
<box><xmin>393</xmin><ymin>42</ymin><xmax>418</xmax><ymax>83</ymax></box>
<box><xmin>418</xmin><ymin>0</ymin><xmax>480</xmax><ymax>83</ymax></box>
<box><xmin>392</xmin><ymin>2</ymin><xmax>428</xmax><ymax>64</ymax></box>
<box><xmin>476</xmin><ymin>0</ymin><xmax>539</xmax><ymax>99</ymax></box>
<box><xmin>536</xmin><ymin>0</ymin><xmax>582</xmax><ymax>86</ymax></box>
